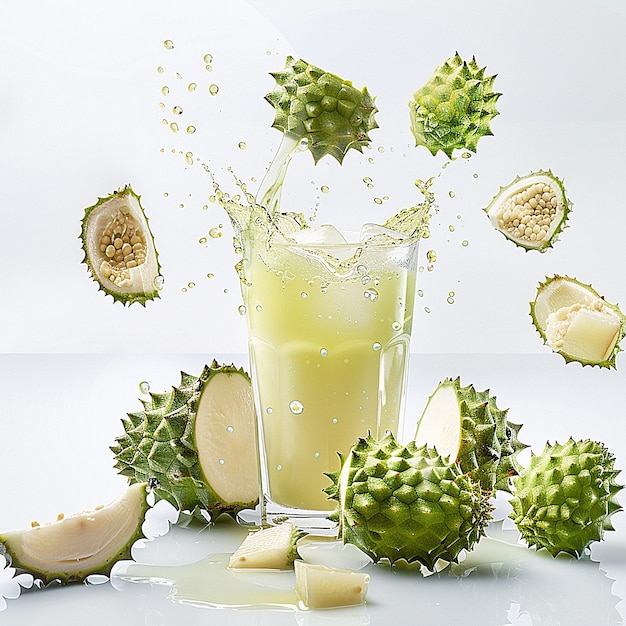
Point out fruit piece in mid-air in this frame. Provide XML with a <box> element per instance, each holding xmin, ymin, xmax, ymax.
<box><xmin>530</xmin><ymin>275</ymin><xmax>625</xmax><ymax>368</ymax></box>
<box><xmin>409</xmin><ymin>52</ymin><xmax>500</xmax><ymax>158</ymax></box>
<box><xmin>294</xmin><ymin>560</ymin><xmax>370</xmax><ymax>609</ymax></box>
<box><xmin>111</xmin><ymin>361</ymin><xmax>259</xmax><ymax>521</ymax></box>
<box><xmin>509</xmin><ymin>438</ymin><xmax>623</xmax><ymax>557</ymax></box>
<box><xmin>325</xmin><ymin>433</ymin><xmax>492</xmax><ymax>571</ymax></box>
<box><xmin>0</xmin><ymin>483</ymin><xmax>149</xmax><ymax>585</ymax></box>
<box><xmin>228</xmin><ymin>522</ymin><xmax>301</xmax><ymax>570</ymax></box>
<box><xmin>415</xmin><ymin>377</ymin><xmax>527</xmax><ymax>493</ymax></box>
<box><xmin>80</xmin><ymin>185</ymin><xmax>162</xmax><ymax>305</ymax></box>
<box><xmin>265</xmin><ymin>56</ymin><xmax>378</xmax><ymax>164</ymax></box>
<box><xmin>484</xmin><ymin>170</ymin><xmax>571</xmax><ymax>251</ymax></box>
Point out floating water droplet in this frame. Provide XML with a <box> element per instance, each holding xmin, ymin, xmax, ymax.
<box><xmin>448</xmin><ymin>225</ymin><xmax>455</xmax><ymax>232</ymax></box>
<box><xmin>238</xmin><ymin>141</ymin><xmax>247</xmax><ymax>150</ymax></box>
<box><xmin>266</xmin><ymin>407</ymin><xmax>273</xmax><ymax>414</ymax></box>
<box><xmin>473</xmin><ymin>173</ymin><xmax>479</xmax><ymax>178</ymax></box>
<box><xmin>188</xmin><ymin>282</ymin><xmax>195</xmax><ymax>289</ymax></box>
<box><xmin>157</xmin><ymin>66</ymin><xmax>164</xmax><ymax>74</ymax></box>
<box><xmin>207</xmin><ymin>272</ymin><xmax>214</xmax><ymax>279</ymax></box>
<box><xmin>188</xmin><ymin>82</ymin><xmax>197</xmax><ymax>92</ymax></box>
<box><xmin>209</xmin><ymin>84</ymin><xmax>219</xmax><ymax>95</ymax></box>
<box><xmin>321</xmin><ymin>185</ymin><xmax>330</xmax><ymax>194</ymax></box>
<box><xmin>154</xmin><ymin>275</ymin><xmax>165</xmax><ymax>290</ymax></box>
<box><xmin>447</xmin><ymin>296</ymin><xmax>455</xmax><ymax>304</ymax></box>
<box><xmin>238</xmin><ymin>305</ymin><xmax>247</xmax><ymax>315</ymax></box>
<box><xmin>332</xmin><ymin>418</ymin><xmax>338</xmax><ymax>424</ymax></box>
<box><xmin>203</xmin><ymin>53</ymin><xmax>213</xmax><ymax>64</ymax></box>
<box><xmin>392</xmin><ymin>321</ymin><xmax>402</xmax><ymax>331</ymax></box>
<box><xmin>172</xmin><ymin>106</ymin><xmax>183</xmax><ymax>115</ymax></box>
<box><xmin>186</xmin><ymin>125</ymin><xmax>196</xmax><ymax>134</ymax></box>
<box><xmin>461</xmin><ymin>151</ymin><xmax>472</xmax><ymax>159</ymax></box>
<box><xmin>289</xmin><ymin>400</ymin><xmax>304</xmax><ymax>415</ymax></box>
<box><xmin>209</xmin><ymin>227</ymin><xmax>222</xmax><ymax>238</ymax></box>
<box><xmin>363</xmin><ymin>176</ymin><xmax>373</xmax><ymax>188</ymax></box>
<box><xmin>219</xmin><ymin>459</ymin><xmax>225</xmax><ymax>465</ymax></box>
<box><xmin>169</xmin><ymin>122</ymin><xmax>179</xmax><ymax>133</ymax></box>
<box><xmin>226</xmin><ymin>426</ymin><xmax>234</xmax><ymax>434</ymax></box>
<box><xmin>256</xmin><ymin>305</ymin><xmax>263</xmax><ymax>312</ymax></box>
<box><xmin>363</xmin><ymin>289</ymin><xmax>378</xmax><ymax>301</ymax></box>
<box><xmin>163</xmin><ymin>40</ymin><xmax>174</xmax><ymax>50</ymax></box>
<box><xmin>449</xmin><ymin>190</ymin><xmax>455</xmax><ymax>198</ymax></box>
<box><xmin>424</xmin><ymin>306</ymin><xmax>431</xmax><ymax>314</ymax></box>
<box><xmin>462</xmin><ymin>240</ymin><xmax>469</xmax><ymax>247</ymax></box>
<box><xmin>361</xmin><ymin>275</ymin><xmax>371</xmax><ymax>285</ymax></box>
<box><xmin>320</xmin><ymin>348</ymin><xmax>328</xmax><ymax>357</ymax></box>
<box><xmin>372</xmin><ymin>342</ymin><xmax>382</xmax><ymax>351</ymax></box>
<box><xmin>276</xmin><ymin>465</ymin><xmax>282</xmax><ymax>471</ymax></box>
<box><xmin>301</xmin><ymin>292</ymin><xmax>308</xmax><ymax>298</ymax></box>
<box><xmin>374</xmin><ymin>197</ymin><xmax>383</xmax><ymax>205</ymax></box>
<box><xmin>161</xmin><ymin>86</ymin><xmax>170</xmax><ymax>96</ymax></box>
<box><xmin>314</xmin><ymin>452</ymin><xmax>320</xmax><ymax>458</ymax></box>
<box><xmin>426</xmin><ymin>249</ymin><xmax>437</xmax><ymax>263</ymax></box>
<box><xmin>357</xmin><ymin>265</ymin><xmax>367</xmax><ymax>275</ymax></box>
<box><xmin>417</xmin><ymin>289</ymin><xmax>424</xmax><ymax>297</ymax></box>
<box><xmin>139</xmin><ymin>381</ymin><xmax>150</xmax><ymax>394</ymax></box>
<box><xmin>185</xmin><ymin>152</ymin><xmax>194</xmax><ymax>165</ymax></box>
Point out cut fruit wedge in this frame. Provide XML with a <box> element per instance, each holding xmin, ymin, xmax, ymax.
<box><xmin>228</xmin><ymin>522</ymin><xmax>299</xmax><ymax>570</ymax></box>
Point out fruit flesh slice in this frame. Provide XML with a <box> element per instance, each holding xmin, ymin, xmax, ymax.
<box><xmin>228</xmin><ymin>522</ymin><xmax>297</xmax><ymax>569</ymax></box>
<box><xmin>0</xmin><ymin>483</ymin><xmax>148</xmax><ymax>583</ymax></box>
<box><xmin>195</xmin><ymin>370</ymin><xmax>259</xmax><ymax>506</ymax></box>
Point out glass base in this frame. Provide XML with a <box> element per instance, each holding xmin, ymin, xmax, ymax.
<box><xmin>237</xmin><ymin>499</ymin><xmax>339</xmax><ymax>535</ymax></box>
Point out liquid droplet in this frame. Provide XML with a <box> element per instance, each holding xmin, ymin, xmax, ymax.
<box><xmin>238</xmin><ymin>305</ymin><xmax>247</xmax><ymax>315</ymax></box>
<box><xmin>161</xmin><ymin>86</ymin><xmax>170</xmax><ymax>96</ymax></box>
<box><xmin>209</xmin><ymin>84</ymin><xmax>219</xmax><ymax>96</ymax></box>
<box><xmin>357</xmin><ymin>265</ymin><xmax>368</xmax><ymax>276</ymax></box>
<box><xmin>156</xmin><ymin>66</ymin><xmax>164</xmax><ymax>74</ymax></box>
<box><xmin>363</xmin><ymin>289</ymin><xmax>378</xmax><ymax>301</ymax></box>
<box><xmin>172</xmin><ymin>106</ymin><xmax>183</xmax><ymax>115</ymax></box>
<box><xmin>219</xmin><ymin>459</ymin><xmax>225</xmax><ymax>465</ymax></box>
<box><xmin>203</xmin><ymin>53</ymin><xmax>213</xmax><ymax>64</ymax></box>
<box><xmin>238</xmin><ymin>141</ymin><xmax>247</xmax><ymax>150</ymax></box>
<box><xmin>424</xmin><ymin>306</ymin><xmax>431</xmax><ymax>314</ymax></box>
<box><xmin>186</xmin><ymin>125</ymin><xmax>196</xmax><ymax>134</ymax></box>
<box><xmin>207</xmin><ymin>272</ymin><xmax>214</xmax><ymax>279</ymax></box>
<box><xmin>374</xmin><ymin>197</ymin><xmax>383</xmax><ymax>205</ymax></box>
<box><xmin>321</xmin><ymin>185</ymin><xmax>330</xmax><ymax>194</ymax></box>
<box><xmin>372</xmin><ymin>342</ymin><xmax>382</xmax><ymax>351</ymax></box>
<box><xmin>448</xmin><ymin>225</ymin><xmax>455</xmax><ymax>232</ymax></box>
<box><xmin>417</xmin><ymin>289</ymin><xmax>424</xmax><ymax>297</ymax></box>
<box><xmin>301</xmin><ymin>291</ymin><xmax>308</xmax><ymax>298</ymax></box>
<box><xmin>462</xmin><ymin>240</ymin><xmax>469</xmax><ymax>247</ymax></box>
<box><xmin>226</xmin><ymin>426</ymin><xmax>234</xmax><ymax>434</ymax></box>
<box><xmin>256</xmin><ymin>305</ymin><xmax>263</xmax><ymax>312</ymax></box>
<box><xmin>276</xmin><ymin>465</ymin><xmax>283</xmax><ymax>471</ymax></box>
<box><xmin>289</xmin><ymin>401</ymin><xmax>304</xmax><ymax>415</ymax></box>
<box><xmin>266</xmin><ymin>407</ymin><xmax>273</xmax><ymax>414</ymax></box>
<box><xmin>154</xmin><ymin>275</ymin><xmax>165</xmax><ymax>290</ymax></box>
<box><xmin>314</xmin><ymin>452</ymin><xmax>320</xmax><ymax>458</ymax></box>
<box><xmin>426</xmin><ymin>249</ymin><xmax>437</xmax><ymax>263</ymax></box>
<box><xmin>209</xmin><ymin>227</ymin><xmax>222</xmax><ymax>238</ymax></box>
<box><xmin>185</xmin><ymin>152</ymin><xmax>194</xmax><ymax>165</ymax></box>
<box><xmin>332</xmin><ymin>418</ymin><xmax>338</xmax><ymax>424</ymax></box>
<box><xmin>188</xmin><ymin>82</ymin><xmax>197</xmax><ymax>92</ymax></box>
<box><xmin>320</xmin><ymin>348</ymin><xmax>328</xmax><ymax>357</ymax></box>
<box><xmin>461</xmin><ymin>151</ymin><xmax>472</xmax><ymax>159</ymax></box>
<box><xmin>188</xmin><ymin>282</ymin><xmax>195</xmax><ymax>289</ymax></box>
<box><xmin>138</xmin><ymin>381</ymin><xmax>150</xmax><ymax>394</ymax></box>
<box><xmin>392</xmin><ymin>321</ymin><xmax>402</xmax><ymax>331</ymax></box>
<box><xmin>449</xmin><ymin>190</ymin><xmax>455</xmax><ymax>198</ymax></box>
<box><xmin>163</xmin><ymin>40</ymin><xmax>174</xmax><ymax>50</ymax></box>
<box><xmin>169</xmin><ymin>122</ymin><xmax>179</xmax><ymax>133</ymax></box>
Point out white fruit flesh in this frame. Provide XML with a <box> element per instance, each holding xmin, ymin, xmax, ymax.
<box><xmin>294</xmin><ymin>560</ymin><xmax>370</xmax><ymax>609</ymax></box>
<box><xmin>0</xmin><ymin>483</ymin><xmax>146</xmax><ymax>576</ymax></box>
<box><xmin>195</xmin><ymin>371</ymin><xmax>259</xmax><ymax>505</ymax></box>
<box><xmin>414</xmin><ymin>381</ymin><xmax>461</xmax><ymax>461</ymax></box>
<box><xmin>545</xmin><ymin>305</ymin><xmax>621</xmax><ymax>363</ymax></box>
<box><xmin>228</xmin><ymin>522</ymin><xmax>295</xmax><ymax>569</ymax></box>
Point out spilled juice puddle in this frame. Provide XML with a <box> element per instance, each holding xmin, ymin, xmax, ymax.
<box><xmin>119</xmin><ymin>553</ymin><xmax>299</xmax><ymax>610</ymax></box>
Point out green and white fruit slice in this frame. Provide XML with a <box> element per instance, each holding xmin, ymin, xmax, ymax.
<box><xmin>80</xmin><ymin>185</ymin><xmax>161</xmax><ymax>305</ymax></box>
<box><xmin>294</xmin><ymin>560</ymin><xmax>370</xmax><ymax>609</ymax></box>
<box><xmin>484</xmin><ymin>170</ymin><xmax>571</xmax><ymax>251</ymax></box>
<box><xmin>0</xmin><ymin>483</ymin><xmax>149</xmax><ymax>585</ymax></box>
<box><xmin>228</xmin><ymin>522</ymin><xmax>300</xmax><ymax>570</ymax></box>
<box><xmin>530</xmin><ymin>275</ymin><xmax>625</xmax><ymax>368</ymax></box>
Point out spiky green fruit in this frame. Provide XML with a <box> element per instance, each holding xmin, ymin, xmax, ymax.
<box><xmin>415</xmin><ymin>377</ymin><xmax>528</xmax><ymax>493</ymax></box>
<box><xmin>80</xmin><ymin>185</ymin><xmax>162</xmax><ymax>306</ymax></box>
<box><xmin>111</xmin><ymin>361</ymin><xmax>259</xmax><ymax>521</ymax></box>
<box><xmin>484</xmin><ymin>170</ymin><xmax>571</xmax><ymax>252</ymax></box>
<box><xmin>530</xmin><ymin>275</ymin><xmax>625</xmax><ymax>368</ymax></box>
<box><xmin>325</xmin><ymin>433</ymin><xmax>492</xmax><ymax>571</ymax></box>
<box><xmin>509</xmin><ymin>438</ymin><xmax>623</xmax><ymax>557</ymax></box>
<box><xmin>0</xmin><ymin>483</ymin><xmax>149</xmax><ymax>585</ymax></box>
<box><xmin>409</xmin><ymin>52</ymin><xmax>500</xmax><ymax>158</ymax></box>
<box><xmin>265</xmin><ymin>56</ymin><xmax>378</xmax><ymax>164</ymax></box>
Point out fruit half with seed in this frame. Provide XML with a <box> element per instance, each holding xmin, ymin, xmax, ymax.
<box><xmin>294</xmin><ymin>560</ymin><xmax>370</xmax><ymax>609</ymax></box>
<box><xmin>409</xmin><ymin>52</ymin><xmax>500</xmax><ymax>158</ymax></box>
<box><xmin>80</xmin><ymin>185</ymin><xmax>161</xmax><ymax>305</ymax></box>
<box><xmin>484</xmin><ymin>170</ymin><xmax>571</xmax><ymax>251</ymax></box>
<box><xmin>530</xmin><ymin>275</ymin><xmax>625</xmax><ymax>368</ymax></box>
<box><xmin>0</xmin><ymin>483</ymin><xmax>149</xmax><ymax>585</ymax></box>
<box><xmin>111</xmin><ymin>361</ymin><xmax>259</xmax><ymax>521</ymax></box>
<box><xmin>415</xmin><ymin>377</ymin><xmax>527</xmax><ymax>493</ymax></box>
<box><xmin>509</xmin><ymin>438</ymin><xmax>623</xmax><ymax>557</ymax></box>
<box><xmin>265</xmin><ymin>56</ymin><xmax>378</xmax><ymax>164</ymax></box>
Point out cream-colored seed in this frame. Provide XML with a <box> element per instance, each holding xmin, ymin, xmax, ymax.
<box><xmin>113</xmin><ymin>237</ymin><xmax>123</xmax><ymax>249</ymax></box>
<box><xmin>105</xmin><ymin>245</ymin><xmax>116</xmax><ymax>258</ymax></box>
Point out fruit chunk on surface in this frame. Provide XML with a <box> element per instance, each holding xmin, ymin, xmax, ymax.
<box><xmin>509</xmin><ymin>438</ymin><xmax>623</xmax><ymax>557</ymax></box>
<box><xmin>325</xmin><ymin>433</ymin><xmax>492</xmax><ymax>571</ymax></box>
<box><xmin>409</xmin><ymin>52</ymin><xmax>500</xmax><ymax>158</ymax></box>
<box><xmin>415</xmin><ymin>377</ymin><xmax>527</xmax><ymax>493</ymax></box>
<box><xmin>294</xmin><ymin>560</ymin><xmax>370</xmax><ymax>609</ymax></box>
<box><xmin>80</xmin><ymin>185</ymin><xmax>161</xmax><ymax>305</ymax></box>
<box><xmin>228</xmin><ymin>522</ymin><xmax>300</xmax><ymax>570</ymax></box>
<box><xmin>484</xmin><ymin>170</ymin><xmax>571</xmax><ymax>251</ymax></box>
<box><xmin>112</xmin><ymin>361</ymin><xmax>259</xmax><ymax>521</ymax></box>
<box><xmin>0</xmin><ymin>483</ymin><xmax>149</xmax><ymax>585</ymax></box>
<box><xmin>530</xmin><ymin>275</ymin><xmax>625</xmax><ymax>368</ymax></box>
<box><xmin>265</xmin><ymin>56</ymin><xmax>378</xmax><ymax>164</ymax></box>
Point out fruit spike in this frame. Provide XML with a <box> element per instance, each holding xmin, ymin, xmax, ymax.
<box><xmin>509</xmin><ymin>438</ymin><xmax>623</xmax><ymax>557</ymax></box>
<box><xmin>325</xmin><ymin>432</ymin><xmax>492</xmax><ymax>571</ymax></box>
<box><xmin>484</xmin><ymin>170</ymin><xmax>572</xmax><ymax>252</ymax></box>
<box><xmin>79</xmin><ymin>185</ymin><xmax>161</xmax><ymax>306</ymax></box>
<box><xmin>530</xmin><ymin>275</ymin><xmax>625</xmax><ymax>368</ymax></box>
<box><xmin>409</xmin><ymin>52</ymin><xmax>501</xmax><ymax>158</ymax></box>
<box><xmin>265</xmin><ymin>56</ymin><xmax>379</xmax><ymax>164</ymax></box>
<box><xmin>415</xmin><ymin>377</ymin><xmax>528</xmax><ymax>493</ymax></box>
<box><xmin>111</xmin><ymin>361</ymin><xmax>259</xmax><ymax>521</ymax></box>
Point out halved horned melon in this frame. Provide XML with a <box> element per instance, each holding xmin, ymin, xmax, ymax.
<box><xmin>484</xmin><ymin>170</ymin><xmax>571</xmax><ymax>252</ymax></box>
<box><xmin>531</xmin><ymin>275</ymin><xmax>625</xmax><ymax>368</ymax></box>
<box><xmin>80</xmin><ymin>185</ymin><xmax>161</xmax><ymax>305</ymax></box>
<box><xmin>0</xmin><ymin>483</ymin><xmax>149</xmax><ymax>585</ymax></box>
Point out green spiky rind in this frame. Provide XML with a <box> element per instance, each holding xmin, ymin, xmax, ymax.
<box><xmin>416</xmin><ymin>377</ymin><xmax>528</xmax><ymax>493</ymax></box>
<box><xmin>483</xmin><ymin>170</ymin><xmax>572</xmax><ymax>252</ymax></box>
<box><xmin>265</xmin><ymin>56</ymin><xmax>379</xmax><ymax>164</ymax></box>
<box><xmin>509</xmin><ymin>438</ymin><xmax>623</xmax><ymax>558</ymax></box>
<box><xmin>79</xmin><ymin>185</ymin><xmax>161</xmax><ymax>306</ymax></box>
<box><xmin>409</xmin><ymin>52</ymin><xmax>500</xmax><ymax>158</ymax></box>
<box><xmin>329</xmin><ymin>432</ymin><xmax>492</xmax><ymax>571</ymax></box>
<box><xmin>529</xmin><ymin>275</ymin><xmax>626</xmax><ymax>369</ymax></box>
<box><xmin>0</xmin><ymin>483</ymin><xmax>150</xmax><ymax>586</ymax></box>
<box><xmin>112</xmin><ymin>360</ymin><xmax>257</xmax><ymax>521</ymax></box>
